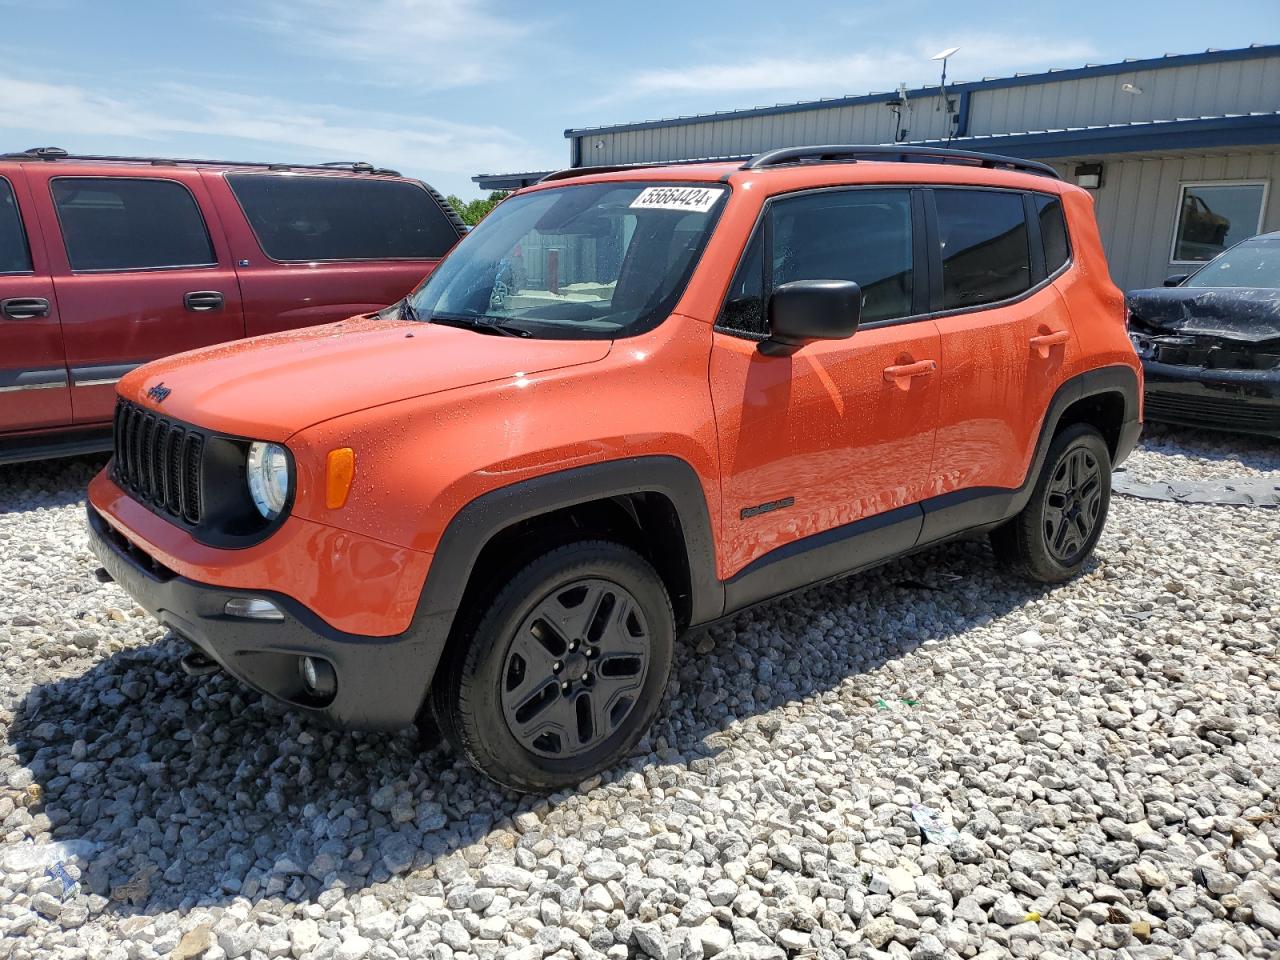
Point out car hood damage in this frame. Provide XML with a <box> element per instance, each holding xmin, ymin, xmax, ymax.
<box><xmin>1126</xmin><ymin>287</ymin><xmax>1280</xmax><ymax>344</ymax></box>
<box><xmin>117</xmin><ymin>316</ymin><xmax>612</xmax><ymax>441</ymax></box>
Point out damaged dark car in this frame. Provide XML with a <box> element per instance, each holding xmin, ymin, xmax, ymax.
<box><xmin>1127</xmin><ymin>231</ymin><xmax>1280</xmax><ymax>438</ymax></box>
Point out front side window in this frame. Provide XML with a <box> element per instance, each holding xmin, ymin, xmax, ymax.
<box><xmin>771</xmin><ymin>189</ymin><xmax>914</xmax><ymax>324</ymax></box>
<box><xmin>228</xmin><ymin>174</ymin><xmax>461</xmax><ymax>262</ymax></box>
<box><xmin>0</xmin><ymin>177</ymin><xmax>32</xmax><ymax>274</ymax></box>
<box><xmin>408</xmin><ymin>182</ymin><xmax>727</xmax><ymax>339</ymax></box>
<box><xmin>1184</xmin><ymin>236</ymin><xmax>1280</xmax><ymax>289</ymax></box>
<box><xmin>718</xmin><ymin>229</ymin><xmax>765</xmax><ymax>335</ymax></box>
<box><xmin>934</xmin><ymin>189</ymin><xmax>1031</xmax><ymax>309</ymax></box>
<box><xmin>1172</xmin><ymin>182</ymin><xmax>1267</xmax><ymax>263</ymax></box>
<box><xmin>51</xmin><ymin>178</ymin><xmax>215</xmax><ymax>272</ymax></box>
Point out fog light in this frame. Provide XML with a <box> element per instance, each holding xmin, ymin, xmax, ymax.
<box><xmin>223</xmin><ymin>597</ymin><xmax>284</xmax><ymax>621</ymax></box>
<box><xmin>299</xmin><ymin>656</ymin><xmax>336</xmax><ymax>698</ymax></box>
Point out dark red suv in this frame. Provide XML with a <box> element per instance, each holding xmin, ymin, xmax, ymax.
<box><xmin>0</xmin><ymin>147</ymin><xmax>464</xmax><ymax>464</ymax></box>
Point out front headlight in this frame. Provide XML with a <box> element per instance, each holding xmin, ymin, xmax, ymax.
<box><xmin>246</xmin><ymin>442</ymin><xmax>291</xmax><ymax>520</ymax></box>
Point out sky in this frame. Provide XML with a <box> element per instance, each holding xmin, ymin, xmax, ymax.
<box><xmin>1</xmin><ymin>1</ymin><xmax>1275</xmax><ymax>198</ymax></box>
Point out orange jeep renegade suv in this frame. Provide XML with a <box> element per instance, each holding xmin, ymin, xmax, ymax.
<box><xmin>87</xmin><ymin>146</ymin><xmax>1142</xmax><ymax>790</ymax></box>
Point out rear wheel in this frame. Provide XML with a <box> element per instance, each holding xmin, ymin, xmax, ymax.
<box><xmin>991</xmin><ymin>423</ymin><xmax>1111</xmax><ymax>583</ymax></box>
<box><xmin>431</xmin><ymin>540</ymin><xmax>674</xmax><ymax>791</ymax></box>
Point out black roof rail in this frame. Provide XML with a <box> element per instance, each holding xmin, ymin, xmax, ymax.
<box><xmin>0</xmin><ymin>147</ymin><xmax>401</xmax><ymax>177</ymax></box>
<box><xmin>741</xmin><ymin>144</ymin><xmax>1061</xmax><ymax>180</ymax></box>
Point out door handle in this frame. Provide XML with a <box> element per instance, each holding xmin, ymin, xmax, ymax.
<box><xmin>184</xmin><ymin>291</ymin><xmax>224</xmax><ymax>312</ymax></box>
<box><xmin>882</xmin><ymin>359</ymin><xmax>937</xmax><ymax>383</ymax></box>
<box><xmin>1</xmin><ymin>297</ymin><xmax>50</xmax><ymax>320</ymax></box>
<box><xmin>1029</xmin><ymin>329</ymin><xmax>1070</xmax><ymax>357</ymax></box>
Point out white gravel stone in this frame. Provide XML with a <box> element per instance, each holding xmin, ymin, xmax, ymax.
<box><xmin>0</xmin><ymin>432</ymin><xmax>1276</xmax><ymax>959</ymax></box>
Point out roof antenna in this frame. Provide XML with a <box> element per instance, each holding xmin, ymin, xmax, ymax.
<box><xmin>884</xmin><ymin>83</ymin><xmax>911</xmax><ymax>142</ymax></box>
<box><xmin>931</xmin><ymin>46</ymin><xmax>961</xmax><ymax>144</ymax></box>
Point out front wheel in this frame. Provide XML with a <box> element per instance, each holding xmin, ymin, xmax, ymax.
<box><xmin>990</xmin><ymin>423</ymin><xmax>1112</xmax><ymax>583</ymax></box>
<box><xmin>432</xmin><ymin>541</ymin><xmax>674</xmax><ymax>792</ymax></box>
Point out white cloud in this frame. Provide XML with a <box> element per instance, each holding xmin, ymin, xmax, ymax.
<box><xmin>244</xmin><ymin>0</ymin><xmax>536</xmax><ymax>89</ymax></box>
<box><xmin>0</xmin><ymin>74</ymin><xmax>559</xmax><ymax>192</ymax></box>
<box><xmin>616</xmin><ymin>34</ymin><xmax>1101</xmax><ymax>100</ymax></box>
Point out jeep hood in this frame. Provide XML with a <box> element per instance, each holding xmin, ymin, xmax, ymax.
<box><xmin>118</xmin><ymin>317</ymin><xmax>612</xmax><ymax>440</ymax></box>
<box><xmin>1127</xmin><ymin>286</ymin><xmax>1280</xmax><ymax>344</ymax></box>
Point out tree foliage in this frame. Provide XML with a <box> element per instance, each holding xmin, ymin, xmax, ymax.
<box><xmin>446</xmin><ymin>191</ymin><xmax>509</xmax><ymax>226</ymax></box>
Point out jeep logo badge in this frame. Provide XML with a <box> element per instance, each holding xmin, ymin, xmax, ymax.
<box><xmin>146</xmin><ymin>383</ymin><xmax>171</xmax><ymax>404</ymax></box>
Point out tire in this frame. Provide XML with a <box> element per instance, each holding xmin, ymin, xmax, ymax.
<box><xmin>990</xmin><ymin>423</ymin><xmax>1112</xmax><ymax>584</ymax></box>
<box><xmin>431</xmin><ymin>540</ymin><xmax>675</xmax><ymax>792</ymax></box>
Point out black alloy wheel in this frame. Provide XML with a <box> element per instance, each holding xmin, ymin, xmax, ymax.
<box><xmin>500</xmin><ymin>577</ymin><xmax>650</xmax><ymax>758</ymax></box>
<box><xmin>1041</xmin><ymin>445</ymin><xmax>1104</xmax><ymax>565</ymax></box>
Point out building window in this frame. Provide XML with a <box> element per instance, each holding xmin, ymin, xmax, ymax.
<box><xmin>1171</xmin><ymin>181</ymin><xmax>1268</xmax><ymax>264</ymax></box>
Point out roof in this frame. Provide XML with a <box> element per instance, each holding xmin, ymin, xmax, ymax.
<box><xmin>564</xmin><ymin>44</ymin><xmax>1280</xmax><ymax>139</ymax></box>
<box><xmin>909</xmin><ymin>112</ymin><xmax>1280</xmax><ymax>159</ymax></box>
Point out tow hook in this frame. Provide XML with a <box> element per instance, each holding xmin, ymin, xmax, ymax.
<box><xmin>180</xmin><ymin>649</ymin><xmax>221</xmax><ymax>678</ymax></box>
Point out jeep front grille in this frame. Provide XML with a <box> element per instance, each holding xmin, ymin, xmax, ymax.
<box><xmin>112</xmin><ymin>399</ymin><xmax>204</xmax><ymax>524</ymax></box>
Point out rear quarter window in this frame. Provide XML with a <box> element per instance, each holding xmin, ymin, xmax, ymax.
<box><xmin>227</xmin><ymin>174</ymin><xmax>460</xmax><ymax>262</ymax></box>
<box><xmin>1032</xmin><ymin>193</ymin><xmax>1071</xmax><ymax>275</ymax></box>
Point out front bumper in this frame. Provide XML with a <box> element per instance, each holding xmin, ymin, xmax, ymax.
<box><xmin>1141</xmin><ymin>359</ymin><xmax>1280</xmax><ymax>438</ymax></box>
<box><xmin>87</xmin><ymin>504</ymin><xmax>440</xmax><ymax>731</ymax></box>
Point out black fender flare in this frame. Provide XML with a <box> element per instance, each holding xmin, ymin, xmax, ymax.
<box><xmin>418</xmin><ymin>453</ymin><xmax>723</xmax><ymax>639</ymax></box>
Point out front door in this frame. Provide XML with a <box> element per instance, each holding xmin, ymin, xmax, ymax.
<box><xmin>0</xmin><ymin>170</ymin><xmax>70</xmax><ymax>435</ymax></box>
<box><xmin>26</xmin><ymin>168</ymin><xmax>244</xmax><ymax>424</ymax></box>
<box><xmin>709</xmin><ymin>187</ymin><xmax>941</xmax><ymax>603</ymax></box>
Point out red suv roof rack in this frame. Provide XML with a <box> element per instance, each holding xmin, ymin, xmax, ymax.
<box><xmin>0</xmin><ymin>147</ymin><xmax>402</xmax><ymax>177</ymax></box>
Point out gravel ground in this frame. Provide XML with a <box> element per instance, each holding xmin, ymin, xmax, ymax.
<box><xmin>0</xmin><ymin>426</ymin><xmax>1276</xmax><ymax>960</ymax></box>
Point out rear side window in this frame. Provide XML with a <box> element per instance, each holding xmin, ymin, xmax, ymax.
<box><xmin>51</xmin><ymin>178</ymin><xmax>216</xmax><ymax>272</ymax></box>
<box><xmin>227</xmin><ymin>175</ymin><xmax>459</xmax><ymax>262</ymax></box>
<box><xmin>0</xmin><ymin>177</ymin><xmax>32</xmax><ymax>274</ymax></box>
<box><xmin>1033</xmin><ymin>194</ymin><xmax>1070</xmax><ymax>274</ymax></box>
<box><xmin>771</xmin><ymin>189</ymin><xmax>914</xmax><ymax>324</ymax></box>
<box><xmin>934</xmin><ymin>189</ymin><xmax>1031</xmax><ymax>309</ymax></box>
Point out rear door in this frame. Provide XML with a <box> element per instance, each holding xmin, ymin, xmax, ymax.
<box><xmin>922</xmin><ymin>187</ymin><xmax>1078</xmax><ymax>540</ymax></box>
<box><xmin>209</xmin><ymin>172</ymin><xmax>461</xmax><ymax>337</ymax></box>
<box><xmin>0</xmin><ymin>167</ymin><xmax>71</xmax><ymax>434</ymax></box>
<box><xmin>27</xmin><ymin>167</ymin><xmax>245</xmax><ymax>424</ymax></box>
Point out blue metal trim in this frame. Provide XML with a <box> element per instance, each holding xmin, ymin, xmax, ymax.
<box><xmin>563</xmin><ymin>45</ymin><xmax>1280</xmax><ymax>139</ymax></box>
<box><xmin>471</xmin><ymin>172</ymin><xmax>554</xmax><ymax>190</ymax></box>
<box><xmin>955</xmin><ymin>90</ymin><xmax>972</xmax><ymax>139</ymax></box>
<box><xmin>914</xmin><ymin>113</ymin><xmax>1280</xmax><ymax>159</ymax></box>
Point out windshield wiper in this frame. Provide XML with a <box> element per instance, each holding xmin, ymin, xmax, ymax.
<box><xmin>398</xmin><ymin>297</ymin><xmax>419</xmax><ymax>322</ymax></box>
<box><xmin>428</xmin><ymin>312</ymin><xmax>533</xmax><ymax>338</ymax></box>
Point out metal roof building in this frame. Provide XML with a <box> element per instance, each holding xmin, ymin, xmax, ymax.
<box><xmin>475</xmin><ymin>44</ymin><xmax>1280</xmax><ymax>290</ymax></box>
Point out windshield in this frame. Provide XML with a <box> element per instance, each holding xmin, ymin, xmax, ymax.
<box><xmin>1185</xmin><ymin>236</ymin><xmax>1280</xmax><ymax>289</ymax></box>
<box><xmin>406</xmin><ymin>181</ymin><xmax>728</xmax><ymax>338</ymax></box>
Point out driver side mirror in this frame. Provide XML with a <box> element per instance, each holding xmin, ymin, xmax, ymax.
<box><xmin>763</xmin><ymin>280</ymin><xmax>861</xmax><ymax>355</ymax></box>
<box><xmin>1163</xmin><ymin>274</ymin><xmax>1189</xmax><ymax>287</ymax></box>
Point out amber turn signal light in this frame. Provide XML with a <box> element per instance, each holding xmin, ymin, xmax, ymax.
<box><xmin>325</xmin><ymin>448</ymin><xmax>355</xmax><ymax>509</ymax></box>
